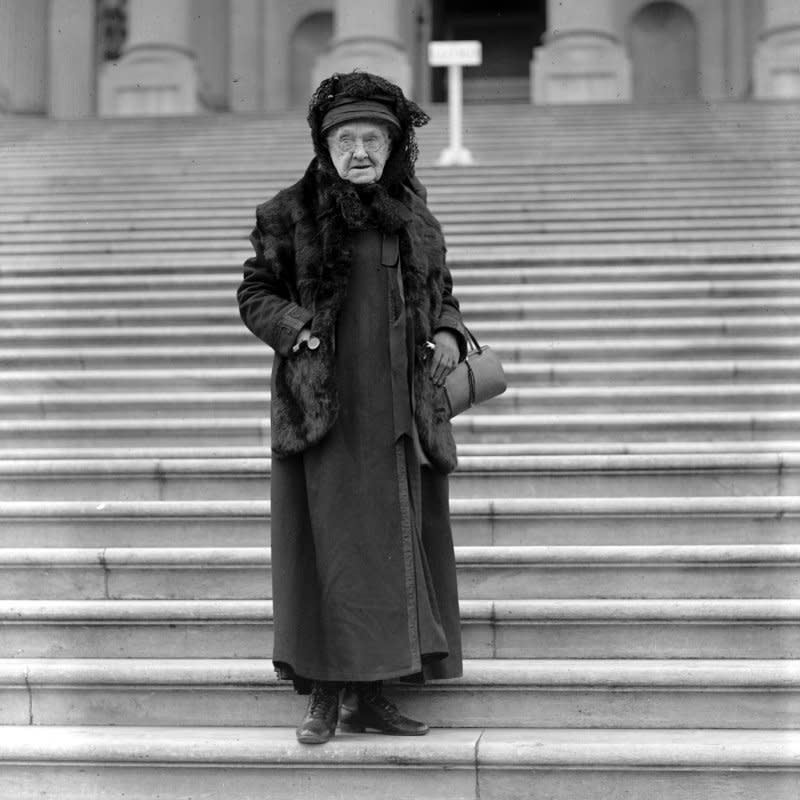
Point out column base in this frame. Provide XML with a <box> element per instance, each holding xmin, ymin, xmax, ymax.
<box><xmin>754</xmin><ymin>28</ymin><xmax>800</xmax><ymax>99</ymax></box>
<box><xmin>98</xmin><ymin>46</ymin><xmax>199</xmax><ymax>116</ymax></box>
<box><xmin>437</xmin><ymin>145</ymin><xmax>474</xmax><ymax>167</ymax></box>
<box><xmin>312</xmin><ymin>39</ymin><xmax>412</xmax><ymax>96</ymax></box>
<box><xmin>531</xmin><ymin>34</ymin><xmax>631</xmax><ymax>104</ymax></box>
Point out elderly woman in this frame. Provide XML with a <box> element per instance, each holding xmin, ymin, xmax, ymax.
<box><xmin>237</xmin><ymin>71</ymin><xmax>466</xmax><ymax>745</ymax></box>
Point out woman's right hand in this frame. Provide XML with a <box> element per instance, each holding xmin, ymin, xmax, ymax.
<box><xmin>291</xmin><ymin>327</ymin><xmax>312</xmax><ymax>353</ymax></box>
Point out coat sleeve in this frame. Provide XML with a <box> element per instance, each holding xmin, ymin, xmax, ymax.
<box><xmin>412</xmin><ymin>185</ymin><xmax>469</xmax><ymax>361</ymax></box>
<box><xmin>435</xmin><ymin>259</ymin><xmax>469</xmax><ymax>361</ymax></box>
<box><xmin>237</xmin><ymin>202</ymin><xmax>313</xmax><ymax>357</ymax></box>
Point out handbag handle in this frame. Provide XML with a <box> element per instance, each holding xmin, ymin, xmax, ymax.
<box><xmin>464</xmin><ymin>325</ymin><xmax>482</xmax><ymax>354</ymax></box>
<box><xmin>463</xmin><ymin>326</ymin><xmax>481</xmax><ymax>406</ymax></box>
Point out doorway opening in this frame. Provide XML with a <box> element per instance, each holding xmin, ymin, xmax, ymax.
<box><xmin>431</xmin><ymin>0</ymin><xmax>546</xmax><ymax>102</ymax></box>
<box><xmin>290</xmin><ymin>12</ymin><xmax>334</xmax><ymax>107</ymax></box>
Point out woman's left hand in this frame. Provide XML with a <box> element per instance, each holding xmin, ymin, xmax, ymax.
<box><xmin>430</xmin><ymin>330</ymin><xmax>460</xmax><ymax>387</ymax></box>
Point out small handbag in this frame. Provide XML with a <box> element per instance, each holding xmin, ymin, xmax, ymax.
<box><xmin>445</xmin><ymin>328</ymin><xmax>507</xmax><ymax>418</ymax></box>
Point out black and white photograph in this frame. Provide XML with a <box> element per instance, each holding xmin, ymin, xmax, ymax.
<box><xmin>0</xmin><ymin>1</ymin><xmax>799</xmax><ymax>798</ymax></box>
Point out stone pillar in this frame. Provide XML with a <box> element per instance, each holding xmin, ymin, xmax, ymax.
<box><xmin>725</xmin><ymin>0</ymin><xmax>751</xmax><ymax>99</ymax></box>
<box><xmin>531</xmin><ymin>0</ymin><xmax>631</xmax><ymax>104</ymax></box>
<box><xmin>49</xmin><ymin>0</ymin><xmax>95</xmax><ymax>118</ymax></box>
<box><xmin>1</xmin><ymin>0</ymin><xmax>47</xmax><ymax>113</ymax></box>
<box><xmin>754</xmin><ymin>0</ymin><xmax>800</xmax><ymax>99</ymax></box>
<box><xmin>312</xmin><ymin>0</ymin><xmax>412</xmax><ymax>94</ymax></box>
<box><xmin>230</xmin><ymin>0</ymin><xmax>263</xmax><ymax>112</ymax></box>
<box><xmin>98</xmin><ymin>0</ymin><xmax>199</xmax><ymax>115</ymax></box>
<box><xmin>0</xmin><ymin>0</ymin><xmax>13</xmax><ymax>111</ymax></box>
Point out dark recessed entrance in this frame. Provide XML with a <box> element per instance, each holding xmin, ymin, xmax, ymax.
<box><xmin>431</xmin><ymin>0</ymin><xmax>546</xmax><ymax>102</ymax></box>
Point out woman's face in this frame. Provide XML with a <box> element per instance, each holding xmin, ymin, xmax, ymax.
<box><xmin>326</xmin><ymin>120</ymin><xmax>392</xmax><ymax>184</ymax></box>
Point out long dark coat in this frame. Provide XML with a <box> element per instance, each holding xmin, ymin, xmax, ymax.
<box><xmin>238</xmin><ymin>159</ymin><xmax>466</xmax><ymax>689</ymax></box>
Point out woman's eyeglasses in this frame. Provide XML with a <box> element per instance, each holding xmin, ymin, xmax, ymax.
<box><xmin>329</xmin><ymin>135</ymin><xmax>389</xmax><ymax>155</ymax></box>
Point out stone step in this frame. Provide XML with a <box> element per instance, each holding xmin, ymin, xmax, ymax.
<box><xmin>6</xmin><ymin>147</ymin><xmax>792</xmax><ymax>169</ymax></box>
<box><xmin>5</xmin><ymin>178</ymin><xmax>800</xmax><ymax>206</ymax></box>
<box><xmin>33</xmin><ymin>164</ymin><xmax>785</xmax><ymax>183</ymax></box>
<box><xmin>7</xmin><ymin>126</ymin><xmax>795</xmax><ymax>146</ymax></box>
<box><xmin>2</xmin><ymin>384</ymin><xmax>798</xmax><ymax>419</ymax></box>
<box><xmin>34</xmin><ymin>143</ymin><xmax>778</xmax><ymax>163</ymax></box>
<box><xmin>5</xmin><ymin>229</ymin><xmax>800</xmax><ymax>258</ymax></box>
<box><xmin>0</xmin><ymin>658</ymin><xmax>796</xmax><ymax>730</ymax></box>
<box><xmin>6</xmin><ymin>308</ymin><xmax>800</xmax><ymax>336</ymax></box>
<box><xmin>6</xmin><ymin>169</ymin><xmax>800</xmax><ymax>192</ymax></box>
<box><xmin>6</xmin><ymin>198</ymin><xmax>799</xmax><ymax>234</ymax></box>
<box><xmin>16</xmin><ymin>135</ymin><xmax>790</xmax><ymax>158</ymax></box>
<box><xmin>5</xmin><ymin>117</ymin><xmax>797</xmax><ymax>143</ymax></box>
<box><xmin>1</xmin><ymin>411</ymin><xmax>797</xmax><ymax>447</ymax></box>
<box><xmin>4</xmin><ymin>255</ymin><xmax>799</xmax><ymax>283</ymax></box>
<box><xmin>5</xmin><ymin>116</ymin><xmax>796</xmax><ymax>138</ymax></box>
<box><xmin>1</xmin><ymin>598</ymin><xmax>798</xmax><ymax>658</ymax></box>
<box><xmin>6</xmin><ymin>296</ymin><xmax>800</xmax><ymax>321</ymax></box>
<box><xmin>0</xmin><ymin>130</ymin><xmax>794</xmax><ymax>154</ymax></box>
<box><xmin>0</xmin><ymin>496</ymin><xmax>797</xmax><ymax>547</ymax></box>
<box><xmin>4</xmin><ymin>337</ymin><xmax>797</xmax><ymax>368</ymax></box>
<box><xmin>3</xmin><ymin>360</ymin><xmax>800</xmax><ymax>392</ymax></box>
<box><xmin>17</xmin><ymin>142</ymin><xmax>793</xmax><ymax>162</ymax></box>
<box><xmin>3</xmin><ymin>265</ymin><xmax>800</xmax><ymax>290</ymax></box>
<box><xmin>7</xmin><ymin>153</ymin><xmax>798</xmax><ymax>176</ymax></box>
<box><xmin>6</xmin><ymin>199</ymin><xmax>800</xmax><ymax>226</ymax></box>
<box><xmin>13</xmin><ymin>183</ymin><xmax>795</xmax><ymax>202</ymax></box>
<box><xmin>1</xmin><ymin>100</ymin><xmax>791</xmax><ymax>126</ymax></box>
<box><xmin>8</xmin><ymin>291</ymin><xmax>800</xmax><ymax>317</ymax></box>
<box><xmin>0</xmin><ymin>545</ymin><xmax>797</xmax><ymax>601</ymax></box>
<box><xmin>2</xmin><ymin>452</ymin><xmax>798</xmax><ymax>502</ymax></box>
<box><xmin>0</xmin><ymin>204</ymin><xmax>784</xmax><ymax>230</ymax></box>
<box><xmin>6</xmin><ymin>203</ymin><xmax>800</xmax><ymax>232</ymax></box>
<box><xmin>6</xmin><ymin>439</ymin><xmax>800</xmax><ymax>458</ymax></box>
<box><xmin>8</xmin><ymin>163</ymin><xmax>800</xmax><ymax>182</ymax></box>
<box><xmin>1</xmin><ymin>725</ymin><xmax>797</xmax><ymax>800</ymax></box>
<box><xmin>6</xmin><ymin>217</ymin><xmax>800</xmax><ymax>246</ymax></box>
<box><xmin>2</xmin><ymin>200</ymin><xmax>799</xmax><ymax>227</ymax></box>
<box><xmin>4</xmin><ymin>238</ymin><xmax>799</xmax><ymax>262</ymax></box>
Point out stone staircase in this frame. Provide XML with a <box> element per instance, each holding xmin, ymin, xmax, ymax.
<box><xmin>1</xmin><ymin>100</ymin><xmax>799</xmax><ymax>799</ymax></box>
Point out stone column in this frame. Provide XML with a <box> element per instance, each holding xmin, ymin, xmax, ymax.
<box><xmin>754</xmin><ymin>0</ymin><xmax>800</xmax><ymax>99</ymax></box>
<box><xmin>0</xmin><ymin>1</ymin><xmax>47</xmax><ymax>113</ymax></box>
<box><xmin>230</xmin><ymin>0</ymin><xmax>263</xmax><ymax>112</ymax></box>
<box><xmin>262</xmin><ymin>0</ymin><xmax>288</xmax><ymax>111</ymax></box>
<box><xmin>49</xmin><ymin>0</ymin><xmax>95</xmax><ymax>118</ymax></box>
<box><xmin>725</xmin><ymin>0</ymin><xmax>751</xmax><ymax>99</ymax></box>
<box><xmin>531</xmin><ymin>0</ymin><xmax>631</xmax><ymax>104</ymax></box>
<box><xmin>312</xmin><ymin>0</ymin><xmax>412</xmax><ymax>95</ymax></box>
<box><xmin>0</xmin><ymin>0</ymin><xmax>13</xmax><ymax>111</ymax></box>
<box><xmin>98</xmin><ymin>0</ymin><xmax>199</xmax><ymax>115</ymax></box>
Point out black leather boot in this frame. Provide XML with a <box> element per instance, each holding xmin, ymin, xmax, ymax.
<box><xmin>339</xmin><ymin>682</ymin><xmax>429</xmax><ymax>736</ymax></box>
<box><xmin>296</xmin><ymin>682</ymin><xmax>340</xmax><ymax>744</ymax></box>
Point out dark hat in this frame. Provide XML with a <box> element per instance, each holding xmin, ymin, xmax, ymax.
<box><xmin>320</xmin><ymin>94</ymin><xmax>401</xmax><ymax>135</ymax></box>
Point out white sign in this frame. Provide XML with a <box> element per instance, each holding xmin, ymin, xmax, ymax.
<box><xmin>428</xmin><ymin>40</ymin><xmax>482</xmax><ymax>68</ymax></box>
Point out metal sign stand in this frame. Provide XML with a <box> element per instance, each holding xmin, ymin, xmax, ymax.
<box><xmin>428</xmin><ymin>40</ymin><xmax>482</xmax><ymax>167</ymax></box>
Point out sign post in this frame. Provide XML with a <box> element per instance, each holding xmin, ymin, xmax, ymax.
<box><xmin>428</xmin><ymin>40</ymin><xmax>482</xmax><ymax>166</ymax></box>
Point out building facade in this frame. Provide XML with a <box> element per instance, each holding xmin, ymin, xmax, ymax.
<box><xmin>1</xmin><ymin>0</ymin><xmax>798</xmax><ymax>117</ymax></box>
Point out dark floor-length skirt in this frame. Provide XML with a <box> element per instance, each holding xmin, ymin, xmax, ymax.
<box><xmin>270</xmin><ymin>229</ymin><xmax>463</xmax><ymax>689</ymax></box>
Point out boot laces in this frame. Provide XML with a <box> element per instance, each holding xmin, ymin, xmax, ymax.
<box><xmin>309</xmin><ymin>686</ymin><xmax>338</xmax><ymax>716</ymax></box>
